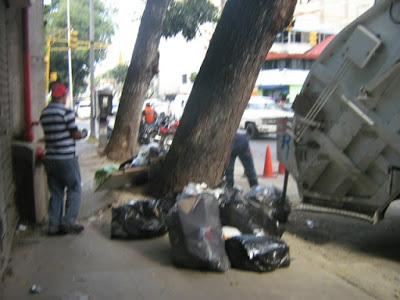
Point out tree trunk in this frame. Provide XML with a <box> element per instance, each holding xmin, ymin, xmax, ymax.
<box><xmin>150</xmin><ymin>0</ymin><xmax>296</xmax><ymax>196</ymax></box>
<box><xmin>105</xmin><ymin>0</ymin><xmax>170</xmax><ymax>160</ymax></box>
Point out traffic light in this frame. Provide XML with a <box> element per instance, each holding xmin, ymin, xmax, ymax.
<box><xmin>309</xmin><ymin>32</ymin><xmax>318</xmax><ymax>46</ymax></box>
<box><xmin>69</xmin><ymin>30</ymin><xmax>78</xmax><ymax>49</ymax></box>
<box><xmin>49</xmin><ymin>72</ymin><xmax>58</xmax><ymax>82</ymax></box>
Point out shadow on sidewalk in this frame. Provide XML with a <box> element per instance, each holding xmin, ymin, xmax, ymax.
<box><xmin>91</xmin><ymin>208</ymin><xmax>173</xmax><ymax>267</ymax></box>
<box><xmin>286</xmin><ymin>207</ymin><xmax>400</xmax><ymax>263</ymax></box>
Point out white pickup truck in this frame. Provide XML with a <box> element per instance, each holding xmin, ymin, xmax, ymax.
<box><xmin>239</xmin><ymin>96</ymin><xmax>293</xmax><ymax>138</ymax></box>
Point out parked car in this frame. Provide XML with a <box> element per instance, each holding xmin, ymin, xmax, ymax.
<box><xmin>239</xmin><ymin>96</ymin><xmax>293</xmax><ymax>139</ymax></box>
<box><xmin>76</xmin><ymin>100</ymin><xmax>91</xmax><ymax>119</ymax></box>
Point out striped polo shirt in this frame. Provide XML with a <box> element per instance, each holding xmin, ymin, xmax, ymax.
<box><xmin>40</xmin><ymin>102</ymin><xmax>78</xmax><ymax>160</ymax></box>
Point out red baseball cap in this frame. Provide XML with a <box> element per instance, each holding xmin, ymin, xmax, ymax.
<box><xmin>51</xmin><ymin>83</ymin><xmax>68</xmax><ymax>98</ymax></box>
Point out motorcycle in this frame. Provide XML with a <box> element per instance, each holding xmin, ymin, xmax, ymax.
<box><xmin>138</xmin><ymin>121</ymin><xmax>159</xmax><ymax>145</ymax></box>
<box><xmin>153</xmin><ymin>116</ymin><xmax>179</xmax><ymax>152</ymax></box>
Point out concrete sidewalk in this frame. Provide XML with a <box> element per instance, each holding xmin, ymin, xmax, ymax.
<box><xmin>0</xmin><ymin>223</ymin><xmax>373</xmax><ymax>300</ymax></box>
<box><xmin>0</xmin><ymin>142</ymin><xmax>373</xmax><ymax>300</ymax></box>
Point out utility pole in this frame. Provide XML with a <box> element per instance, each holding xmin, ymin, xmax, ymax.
<box><xmin>89</xmin><ymin>0</ymin><xmax>96</xmax><ymax>138</ymax></box>
<box><xmin>67</xmin><ymin>0</ymin><xmax>74</xmax><ymax>108</ymax></box>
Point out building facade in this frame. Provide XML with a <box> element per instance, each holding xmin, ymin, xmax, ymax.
<box><xmin>254</xmin><ymin>0</ymin><xmax>375</xmax><ymax>103</ymax></box>
<box><xmin>0</xmin><ymin>0</ymin><xmax>46</xmax><ymax>277</ymax></box>
<box><xmin>255</xmin><ymin>35</ymin><xmax>334</xmax><ymax>103</ymax></box>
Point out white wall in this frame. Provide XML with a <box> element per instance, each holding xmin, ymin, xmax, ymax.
<box><xmin>294</xmin><ymin>0</ymin><xmax>375</xmax><ymax>33</ymax></box>
<box><xmin>256</xmin><ymin>69</ymin><xmax>309</xmax><ymax>87</ymax></box>
<box><xmin>270</xmin><ymin>43</ymin><xmax>312</xmax><ymax>54</ymax></box>
<box><xmin>158</xmin><ymin>24</ymin><xmax>214</xmax><ymax>95</ymax></box>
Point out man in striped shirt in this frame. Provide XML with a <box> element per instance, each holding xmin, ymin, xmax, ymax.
<box><xmin>40</xmin><ymin>83</ymin><xmax>87</xmax><ymax>235</ymax></box>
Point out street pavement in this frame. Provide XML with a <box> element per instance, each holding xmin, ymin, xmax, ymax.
<box><xmin>1</xmin><ymin>131</ymin><xmax>399</xmax><ymax>299</ymax></box>
<box><xmin>249</xmin><ymin>135</ymin><xmax>278</xmax><ymax>176</ymax></box>
<box><xmin>76</xmin><ymin>117</ymin><xmax>277</xmax><ymax>175</ymax></box>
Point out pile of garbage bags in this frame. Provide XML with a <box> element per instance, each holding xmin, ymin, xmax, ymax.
<box><xmin>111</xmin><ymin>199</ymin><xmax>170</xmax><ymax>239</ymax></box>
<box><xmin>110</xmin><ymin>183</ymin><xmax>291</xmax><ymax>273</ymax></box>
<box><xmin>218</xmin><ymin>187</ymin><xmax>284</xmax><ymax>237</ymax></box>
<box><xmin>245</xmin><ymin>185</ymin><xmax>291</xmax><ymax>223</ymax></box>
<box><xmin>119</xmin><ymin>143</ymin><xmax>162</xmax><ymax>170</ymax></box>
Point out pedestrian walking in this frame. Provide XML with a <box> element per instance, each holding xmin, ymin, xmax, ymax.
<box><xmin>40</xmin><ymin>83</ymin><xmax>87</xmax><ymax>235</ymax></box>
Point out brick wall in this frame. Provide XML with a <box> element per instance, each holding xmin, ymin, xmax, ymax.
<box><xmin>0</xmin><ymin>1</ymin><xmax>18</xmax><ymax>277</ymax></box>
<box><xmin>0</xmin><ymin>1</ymin><xmax>46</xmax><ymax>277</ymax></box>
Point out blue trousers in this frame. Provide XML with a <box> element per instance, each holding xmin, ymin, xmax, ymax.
<box><xmin>226</xmin><ymin>134</ymin><xmax>259</xmax><ymax>188</ymax></box>
<box><xmin>44</xmin><ymin>157</ymin><xmax>82</xmax><ymax>229</ymax></box>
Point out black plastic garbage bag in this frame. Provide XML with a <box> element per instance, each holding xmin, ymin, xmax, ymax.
<box><xmin>245</xmin><ymin>185</ymin><xmax>291</xmax><ymax>223</ymax></box>
<box><xmin>111</xmin><ymin>200</ymin><xmax>168</xmax><ymax>239</ymax></box>
<box><xmin>225</xmin><ymin>235</ymin><xmax>290</xmax><ymax>272</ymax></box>
<box><xmin>167</xmin><ymin>192</ymin><xmax>230</xmax><ymax>272</ymax></box>
<box><xmin>157</xmin><ymin>197</ymin><xmax>176</xmax><ymax>216</ymax></box>
<box><xmin>219</xmin><ymin>188</ymin><xmax>284</xmax><ymax>237</ymax></box>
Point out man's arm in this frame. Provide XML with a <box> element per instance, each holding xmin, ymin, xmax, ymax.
<box><xmin>70</xmin><ymin>129</ymin><xmax>87</xmax><ymax>140</ymax></box>
<box><xmin>65</xmin><ymin>109</ymin><xmax>87</xmax><ymax>140</ymax></box>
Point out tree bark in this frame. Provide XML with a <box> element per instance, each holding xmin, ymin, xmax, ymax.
<box><xmin>150</xmin><ymin>0</ymin><xmax>296</xmax><ymax>196</ymax></box>
<box><xmin>105</xmin><ymin>0</ymin><xmax>170</xmax><ymax>160</ymax></box>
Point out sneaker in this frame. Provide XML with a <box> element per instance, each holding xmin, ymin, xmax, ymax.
<box><xmin>60</xmin><ymin>224</ymin><xmax>84</xmax><ymax>234</ymax></box>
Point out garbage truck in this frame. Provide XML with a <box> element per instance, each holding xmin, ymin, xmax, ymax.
<box><xmin>277</xmin><ymin>0</ymin><xmax>400</xmax><ymax>223</ymax></box>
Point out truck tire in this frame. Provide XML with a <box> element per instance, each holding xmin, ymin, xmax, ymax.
<box><xmin>246</xmin><ymin>123</ymin><xmax>258</xmax><ymax>139</ymax></box>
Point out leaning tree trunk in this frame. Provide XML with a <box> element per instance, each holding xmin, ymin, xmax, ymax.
<box><xmin>105</xmin><ymin>0</ymin><xmax>170</xmax><ymax>160</ymax></box>
<box><xmin>150</xmin><ymin>0</ymin><xmax>296</xmax><ymax>196</ymax></box>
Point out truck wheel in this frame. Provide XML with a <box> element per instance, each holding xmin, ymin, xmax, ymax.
<box><xmin>246</xmin><ymin>123</ymin><xmax>258</xmax><ymax>139</ymax></box>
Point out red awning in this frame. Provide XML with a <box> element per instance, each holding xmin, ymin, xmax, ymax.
<box><xmin>266</xmin><ymin>35</ymin><xmax>335</xmax><ymax>61</ymax></box>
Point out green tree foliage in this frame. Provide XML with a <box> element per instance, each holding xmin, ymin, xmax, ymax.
<box><xmin>103</xmin><ymin>64</ymin><xmax>129</xmax><ymax>86</ymax></box>
<box><xmin>45</xmin><ymin>0</ymin><xmax>115</xmax><ymax>95</ymax></box>
<box><xmin>163</xmin><ymin>0</ymin><xmax>219</xmax><ymax>41</ymax></box>
<box><xmin>190</xmin><ymin>72</ymin><xmax>197</xmax><ymax>83</ymax></box>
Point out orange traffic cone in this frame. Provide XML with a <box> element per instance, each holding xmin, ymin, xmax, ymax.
<box><xmin>263</xmin><ymin>145</ymin><xmax>274</xmax><ymax>178</ymax></box>
<box><xmin>278</xmin><ymin>161</ymin><xmax>286</xmax><ymax>175</ymax></box>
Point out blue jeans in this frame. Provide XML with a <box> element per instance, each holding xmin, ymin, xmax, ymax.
<box><xmin>226</xmin><ymin>134</ymin><xmax>259</xmax><ymax>188</ymax></box>
<box><xmin>44</xmin><ymin>157</ymin><xmax>82</xmax><ymax>229</ymax></box>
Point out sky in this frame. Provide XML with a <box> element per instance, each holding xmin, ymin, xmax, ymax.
<box><xmin>96</xmin><ymin>0</ymin><xmax>374</xmax><ymax>73</ymax></box>
<box><xmin>95</xmin><ymin>0</ymin><xmax>375</xmax><ymax>94</ymax></box>
<box><xmin>96</xmin><ymin>0</ymin><xmax>145</xmax><ymax>74</ymax></box>
<box><xmin>44</xmin><ymin>0</ymin><xmax>375</xmax><ymax>77</ymax></box>
<box><xmin>97</xmin><ymin>0</ymin><xmax>217</xmax><ymax>95</ymax></box>
<box><xmin>96</xmin><ymin>0</ymin><xmax>224</xmax><ymax>76</ymax></box>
